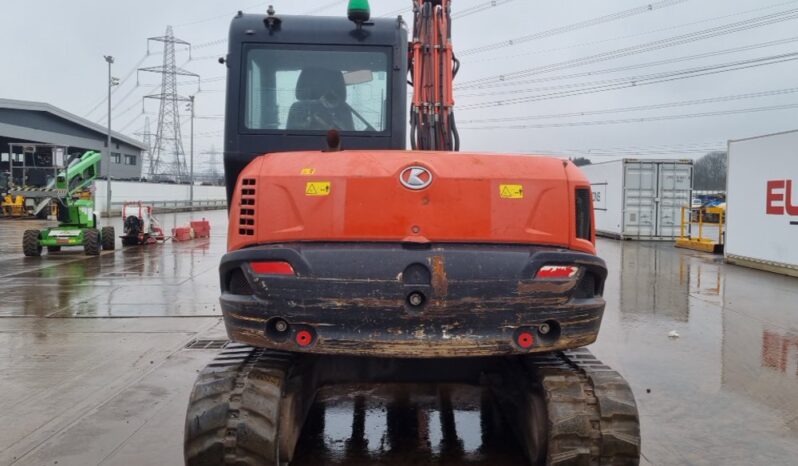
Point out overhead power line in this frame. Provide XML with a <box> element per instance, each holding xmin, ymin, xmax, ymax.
<box><xmin>452</xmin><ymin>0</ymin><xmax>520</xmax><ymax>19</ymax></box>
<box><xmin>522</xmin><ymin>146</ymin><xmax>726</xmax><ymax>157</ymax></box>
<box><xmin>306</xmin><ymin>1</ymin><xmax>349</xmax><ymax>15</ymax></box>
<box><xmin>457</xmin><ymin>7</ymin><xmax>798</xmax><ymax>89</ymax></box>
<box><xmin>459</xmin><ymin>87</ymin><xmax>798</xmax><ymax>124</ymax></box>
<box><xmin>118</xmin><ymin>112</ymin><xmax>146</xmax><ymax>134</ymax></box>
<box><xmin>463</xmin><ymin>0</ymin><xmax>798</xmax><ymax>65</ymax></box>
<box><xmin>83</xmin><ymin>53</ymin><xmax>149</xmax><ymax>118</ymax></box>
<box><xmin>459</xmin><ymin>103</ymin><xmax>798</xmax><ymax>130</ymax></box>
<box><xmin>513</xmin><ymin>140</ymin><xmax>727</xmax><ymax>157</ymax></box>
<box><xmin>458</xmin><ymin>52</ymin><xmax>798</xmax><ymax>109</ymax></box>
<box><xmin>459</xmin><ymin>0</ymin><xmax>687</xmax><ymax>57</ymax></box>
<box><xmin>190</xmin><ymin>2</ymin><xmax>354</xmax><ymax>50</ymax></box>
<box><xmin>457</xmin><ymin>36</ymin><xmax>798</xmax><ymax>93</ymax></box>
<box><xmin>380</xmin><ymin>0</ymin><xmax>526</xmax><ymax>20</ymax></box>
<box><xmin>94</xmin><ymin>56</ymin><xmax>195</xmax><ymax>125</ymax></box>
<box><xmin>174</xmin><ymin>1</ymin><xmax>269</xmax><ymax>29</ymax></box>
<box><xmin>94</xmin><ymin>84</ymin><xmax>159</xmax><ymax>126</ymax></box>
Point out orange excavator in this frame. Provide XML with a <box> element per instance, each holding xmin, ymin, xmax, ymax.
<box><xmin>184</xmin><ymin>2</ymin><xmax>641</xmax><ymax>464</ymax></box>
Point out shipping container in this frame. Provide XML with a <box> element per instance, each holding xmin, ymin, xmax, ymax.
<box><xmin>726</xmin><ymin>129</ymin><xmax>798</xmax><ymax>278</ymax></box>
<box><xmin>580</xmin><ymin>159</ymin><xmax>693</xmax><ymax>240</ymax></box>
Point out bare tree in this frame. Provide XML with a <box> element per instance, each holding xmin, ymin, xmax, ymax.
<box><xmin>570</xmin><ymin>157</ymin><xmax>592</xmax><ymax>167</ymax></box>
<box><xmin>693</xmin><ymin>151</ymin><xmax>727</xmax><ymax>191</ymax></box>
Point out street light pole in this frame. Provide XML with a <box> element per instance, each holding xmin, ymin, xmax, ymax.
<box><xmin>104</xmin><ymin>55</ymin><xmax>114</xmax><ymax>218</ymax></box>
<box><xmin>189</xmin><ymin>95</ymin><xmax>195</xmax><ymax>209</ymax></box>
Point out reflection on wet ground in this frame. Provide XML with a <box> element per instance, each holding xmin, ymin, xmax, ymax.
<box><xmin>596</xmin><ymin>240</ymin><xmax>798</xmax><ymax>465</ymax></box>
<box><xmin>0</xmin><ymin>212</ymin><xmax>222</xmax><ymax>318</ymax></box>
<box><xmin>293</xmin><ymin>384</ymin><xmax>526</xmax><ymax>466</ymax></box>
<box><xmin>1</xmin><ymin>214</ymin><xmax>797</xmax><ymax>465</ymax></box>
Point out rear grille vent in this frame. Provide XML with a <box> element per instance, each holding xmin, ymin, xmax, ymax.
<box><xmin>575</xmin><ymin>188</ymin><xmax>592</xmax><ymax>240</ymax></box>
<box><xmin>239</xmin><ymin>178</ymin><xmax>256</xmax><ymax>236</ymax></box>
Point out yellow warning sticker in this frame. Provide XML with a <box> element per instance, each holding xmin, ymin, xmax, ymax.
<box><xmin>305</xmin><ymin>181</ymin><xmax>331</xmax><ymax>196</ymax></box>
<box><xmin>500</xmin><ymin>184</ymin><xmax>524</xmax><ymax>199</ymax></box>
<box><xmin>300</xmin><ymin>168</ymin><xmax>316</xmax><ymax>175</ymax></box>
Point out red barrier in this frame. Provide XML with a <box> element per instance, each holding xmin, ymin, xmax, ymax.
<box><xmin>172</xmin><ymin>227</ymin><xmax>193</xmax><ymax>242</ymax></box>
<box><xmin>190</xmin><ymin>218</ymin><xmax>211</xmax><ymax>238</ymax></box>
<box><xmin>172</xmin><ymin>219</ymin><xmax>211</xmax><ymax>242</ymax></box>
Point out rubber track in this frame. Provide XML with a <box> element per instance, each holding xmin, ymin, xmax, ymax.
<box><xmin>526</xmin><ymin>348</ymin><xmax>641</xmax><ymax>466</ymax></box>
<box><xmin>184</xmin><ymin>344</ymin><xmax>293</xmax><ymax>466</ymax></box>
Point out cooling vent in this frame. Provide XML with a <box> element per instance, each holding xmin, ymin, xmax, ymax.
<box><xmin>239</xmin><ymin>178</ymin><xmax>256</xmax><ymax>236</ymax></box>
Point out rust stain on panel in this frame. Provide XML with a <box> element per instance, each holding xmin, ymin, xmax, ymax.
<box><xmin>430</xmin><ymin>256</ymin><xmax>448</xmax><ymax>297</ymax></box>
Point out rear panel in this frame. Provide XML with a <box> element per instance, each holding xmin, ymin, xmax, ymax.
<box><xmin>228</xmin><ymin>151</ymin><xmax>596</xmax><ymax>254</ymax></box>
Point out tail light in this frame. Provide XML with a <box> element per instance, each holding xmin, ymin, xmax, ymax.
<box><xmin>575</xmin><ymin>188</ymin><xmax>592</xmax><ymax>241</ymax></box>
<box><xmin>515</xmin><ymin>330</ymin><xmax>535</xmax><ymax>349</ymax></box>
<box><xmin>239</xmin><ymin>178</ymin><xmax>256</xmax><ymax>236</ymax></box>
<box><xmin>250</xmin><ymin>261</ymin><xmax>295</xmax><ymax>275</ymax></box>
<box><xmin>295</xmin><ymin>329</ymin><xmax>316</xmax><ymax>347</ymax></box>
<box><xmin>536</xmin><ymin>265</ymin><xmax>579</xmax><ymax>279</ymax></box>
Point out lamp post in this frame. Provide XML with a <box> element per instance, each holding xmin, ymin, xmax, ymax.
<box><xmin>103</xmin><ymin>55</ymin><xmax>116</xmax><ymax>218</ymax></box>
<box><xmin>187</xmin><ymin>95</ymin><xmax>195</xmax><ymax>209</ymax></box>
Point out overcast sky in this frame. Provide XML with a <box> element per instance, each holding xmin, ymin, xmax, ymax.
<box><xmin>2</xmin><ymin>0</ymin><xmax>798</xmax><ymax>166</ymax></box>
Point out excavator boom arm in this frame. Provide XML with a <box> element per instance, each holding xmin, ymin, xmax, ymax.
<box><xmin>410</xmin><ymin>0</ymin><xmax>460</xmax><ymax>151</ymax></box>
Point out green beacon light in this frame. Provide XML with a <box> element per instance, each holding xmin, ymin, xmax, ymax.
<box><xmin>348</xmin><ymin>0</ymin><xmax>371</xmax><ymax>24</ymax></box>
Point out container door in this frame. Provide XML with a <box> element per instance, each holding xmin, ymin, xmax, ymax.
<box><xmin>623</xmin><ymin>161</ymin><xmax>657</xmax><ymax>237</ymax></box>
<box><xmin>656</xmin><ymin>163</ymin><xmax>692</xmax><ymax>238</ymax></box>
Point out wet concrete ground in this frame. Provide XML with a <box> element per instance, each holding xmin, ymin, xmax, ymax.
<box><xmin>1</xmin><ymin>211</ymin><xmax>797</xmax><ymax>465</ymax></box>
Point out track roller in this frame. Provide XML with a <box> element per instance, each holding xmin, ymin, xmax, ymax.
<box><xmin>184</xmin><ymin>344</ymin><xmax>319</xmax><ymax>466</ymax></box>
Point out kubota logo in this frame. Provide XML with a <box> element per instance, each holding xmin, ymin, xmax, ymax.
<box><xmin>766</xmin><ymin>180</ymin><xmax>798</xmax><ymax>216</ymax></box>
<box><xmin>400</xmin><ymin>166</ymin><xmax>433</xmax><ymax>190</ymax></box>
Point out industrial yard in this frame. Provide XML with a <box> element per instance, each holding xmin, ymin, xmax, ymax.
<box><xmin>3</xmin><ymin>0</ymin><xmax>798</xmax><ymax>465</ymax></box>
<box><xmin>0</xmin><ymin>211</ymin><xmax>796</xmax><ymax>465</ymax></box>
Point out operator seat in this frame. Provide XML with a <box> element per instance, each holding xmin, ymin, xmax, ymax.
<box><xmin>286</xmin><ymin>67</ymin><xmax>354</xmax><ymax>131</ymax></box>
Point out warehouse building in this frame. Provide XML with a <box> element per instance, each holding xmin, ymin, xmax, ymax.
<box><xmin>0</xmin><ymin>98</ymin><xmax>146</xmax><ymax>182</ymax></box>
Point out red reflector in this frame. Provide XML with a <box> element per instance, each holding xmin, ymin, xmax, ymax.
<box><xmin>536</xmin><ymin>265</ymin><xmax>578</xmax><ymax>279</ymax></box>
<box><xmin>250</xmin><ymin>261</ymin><xmax>295</xmax><ymax>275</ymax></box>
<box><xmin>295</xmin><ymin>330</ymin><xmax>314</xmax><ymax>347</ymax></box>
<box><xmin>517</xmin><ymin>331</ymin><xmax>535</xmax><ymax>349</ymax></box>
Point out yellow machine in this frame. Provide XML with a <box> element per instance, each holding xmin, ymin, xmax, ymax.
<box><xmin>3</xmin><ymin>143</ymin><xmax>77</xmax><ymax>219</ymax></box>
<box><xmin>2</xmin><ymin>194</ymin><xmax>26</xmax><ymax>217</ymax></box>
<box><xmin>676</xmin><ymin>205</ymin><xmax>726</xmax><ymax>253</ymax></box>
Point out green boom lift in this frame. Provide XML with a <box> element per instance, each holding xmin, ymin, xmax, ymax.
<box><xmin>22</xmin><ymin>150</ymin><xmax>115</xmax><ymax>256</ymax></box>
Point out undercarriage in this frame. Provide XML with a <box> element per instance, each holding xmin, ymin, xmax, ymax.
<box><xmin>185</xmin><ymin>345</ymin><xmax>640</xmax><ymax>465</ymax></box>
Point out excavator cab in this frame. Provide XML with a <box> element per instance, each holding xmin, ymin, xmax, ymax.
<box><xmin>222</xmin><ymin>9</ymin><xmax>408</xmax><ymax>202</ymax></box>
